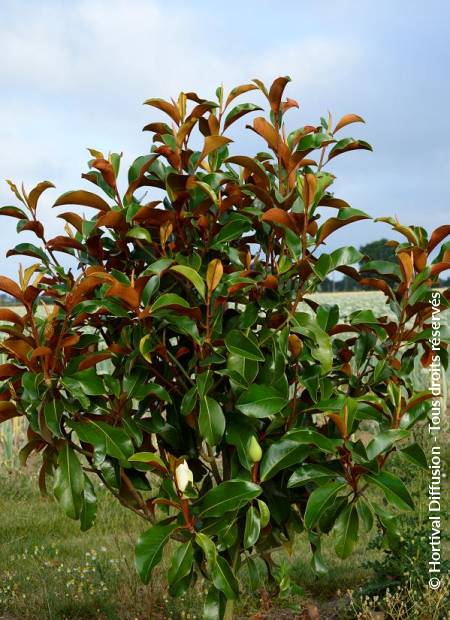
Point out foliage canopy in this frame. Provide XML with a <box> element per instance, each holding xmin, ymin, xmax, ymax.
<box><xmin>0</xmin><ymin>76</ymin><xmax>449</xmax><ymax>619</ymax></box>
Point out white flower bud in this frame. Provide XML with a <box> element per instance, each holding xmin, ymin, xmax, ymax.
<box><xmin>175</xmin><ymin>460</ymin><xmax>193</xmax><ymax>494</ymax></box>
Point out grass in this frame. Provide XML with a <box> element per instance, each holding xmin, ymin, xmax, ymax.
<box><xmin>4</xmin><ymin>462</ymin><xmax>447</xmax><ymax>620</ymax></box>
<box><xmin>0</xmin><ymin>463</ymin><xmax>382</xmax><ymax>620</ymax></box>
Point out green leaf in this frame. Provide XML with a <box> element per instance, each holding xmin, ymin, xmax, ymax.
<box><xmin>180</xmin><ymin>387</ymin><xmax>197</xmax><ymax>416</ymax></box>
<box><xmin>366</xmin><ymin>429</ymin><xmax>409</xmax><ymax>461</ymax></box>
<box><xmin>80</xmin><ymin>474</ymin><xmax>97</xmax><ymax>531</ymax></box>
<box><xmin>69</xmin><ymin>420</ymin><xmax>134</xmax><ymax>464</ymax></box>
<box><xmin>285</xmin><ymin>429</ymin><xmax>342</xmax><ymax>454</ymax></box>
<box><xmin>126</xmin><ymin>226</ymin><xmax>152</xmax><ymax>243</ymax></box>
<box><xmin>399</xmin><ymin>443</ymin><xmax>428</xmax><ymax>470</ymax></box>
<box><xmin>142</xmin><ymin>258</ymin><xmax>174</xmax><ymax>276</ymax></box>
<box><xmin>259</xmin><ymin>439</ymin><xmax>311</xmax><ymax>482</ymax></box>
<box><xmin>291</xmin><ymin>313</ymin><xmax>332</xmax><ymax>373</ymax></box>
<box><xmin>257</xmin><ymin>499</ymin><xmax>270</xmax><ymax>528</ymax></box>
<box><xmin>334</xmin><ymin>504</ymin><xmax>359</xmax><ymax>559</ymax></box>
<box><xmin>199</xmin><ymin>480</ymin><xmax>261</xmax><ymax>518</ymax></box>
<box><xmin>304</xmin><ymin>482</ymin><xmax>348</xmax><ymax>529</ymax></box>
<box><xmin>210</xmin><ymin>215</ymin><xmax>252</xmax><ymax>248</ymax></box>
<box><xmin>356</xmin><ymin>498</ymin><xmax>374</xmax><ymax>532</ymax></box>
<box><xmin>243</xmin><ymin>506</ymin><xmax>261</xmax><ymax>548</ymax></box>
<box><xmin>44</xmin><ymin>399</ymin><xmax>64</xmax><ymax>437</ymax></box>
<box><xmin>170</xmin><ymin>264</ymin><xmax>206</xmax><ymax>299</ymax></box>
<box><xmin>135</xmin><ymin>524</ymin><xmax>176</xmax><ymax>584</ymax></box>
<box><xmin>53</xmin><ymin>445</ymin><xmax>84</xmax><ymax>520</ymax></box>
<box><xmin>199</xmin><ymin>396</ymin><xmax>226</xmax><ymax>446</ymax></box>
<box><xmin>128</xmin><ymin>452</ymin><xmax>166</xmax><ymax>469</ymax></box>
<box><xmin>195</xmin><ymin>532</ymin><xmax>218</xmax><ymax>568</ymax></box>
<box><xmin>150</xmin><ymin>293</ymin><xmax>190</xmax><ymax>312</ymax></box>
<box><xmin>236</xmin><ymin>384</ymin><xmax>287</xmax><ymax>418</ymax></box>
<box><xmin>141</xmin><ymin>275</ymin><xmax>159</xmax><ymax>306</ymax></box>
<box><xmin>288</xmin><ymin>464</ymin><xmax>336</xmax><ymax>488</ymax></box>
<box><xmin>168</xmin><ymin>541</ymin><xmax>194</xmax><ymax>596</ymax></box>
<box><xmin>226</xmin><ymin>418</ymin><xmax>256</xmax><ymax>470</ymax></box>
<box><xmin>224</xmin><ymin>330</ymin><xmax>264</xmax><ymax>361</ymax></box>
<box><xmin>211</xmin><ymin>555</ymin><xmax>239</xmax><ymax>600</ymax></box>
<box><xmin>65</xmin><ymin>368</ymin><xmax>104</xmax><ymax>396</ymax></box>
<box><xmin>364</xmin><ymin>471</ymin><xmax>414</xmax><ymax>511</ymax></box>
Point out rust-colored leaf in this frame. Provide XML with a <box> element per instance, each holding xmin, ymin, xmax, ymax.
<box><xmin>62</xmin><ymin>334</ymin><xmax>81</xmax><ymax>348</ymax></box>
<box><xmin>0</xmin><ymin>308</ymin><xmax>24</xmax><ymax>327</ymax></box>
<box><xmin>428</xmin><ymin>225</ymin><xmax>450</xmax><ymax>253</ymax></box>
<box><xmin>46</xmin><ymin>236</ymin><xmax>84</xmax><ymax>251</ymax></box>
<box><xmin>96</xmin><ymin>211</ymin><xmax>126</xmax><ymax>229</ymax></box>
<box><xmin>225</xmin><ymin>156</ymin><xmax>268</xmax><ymax>186</ymax></box>
<box><xmin>28</xmin><ymin>181</ymin><xmax>55</xmax><ymax>211</ymax></box>
<box><xmin>333</xmin><ymin>114</ymin><xmax>365</xmax><ymax>134</ymax></box>
<box><xmin>53</xmin><ymin>190</ymin><xmax>110</xmax><ymax>212</ymax></box>
<box><xmin>224</xmin><ymin>83</ymin><xmax>258</xmax><ymax>109</ymax></box>
<box><xmin>199</xmin><ymin>136</ymin><xmax>232</xmax><ymax>163</ymax></box>
<box><xmin>326</xmin><ymin>412</ymin><xmax>347</xmax><ymax>437</ymax></box>
<box><xmin>0</xmin><ymin>401</ymin><xmax>18</xmax><ymax>423</ymax></box>
<box><xmin>2</xmin><ymin>338</ymin><xmax>33</xmax><ymax>365</ymax></box>
<box><xmin>0</xmin><ymin>363</ymin><xmax>22</xmax><ymax>379</ymax></box>
<box><xmin>359</xmin><ymin>278</ymin><xmax>394</xmax><ymax>299</ymax></box>
<box><xmin>302</xmin><ymin>173</ymin><xmax>317</xmax><ymax>210</ymax></box>
<box><xmin>252</xmin><ymin>117</ymin><xmax>278</xmax><ymax>150</ymax></box>
<box><xmin>144</xmin><ymin>98</ymin><xmax>181</xmax><ymax>125</ymax></box>
<box><xmin>78</xmin><ymin>352</ymin><xmax>112</xmax><ymax>371</ymax></box>
<box><xmin>106</xmin><ymin>281</ymin><xmax>140</xmax><ymax>310</ymax></box>
<box><xmin>19</xmin><ymin>220</ymin><xmax>44</xmax><ymax>238</ymax></box>
<box><xmin>268</xmin><ymin>76</ymin><xmax>291</xmax><ymax>115</ymax></box>
<box><xmin>262</xmin><ymin>208</ymin><xmax>297</xmax><ymax>232</ymax></box>
<box><xmin>91</xmin><ymin>158</ymin><xmax>116</xmax><ymax>188</ymax></box>
<box><xmin>31</xmin><ymin>346</ymin><xmax>52</xmax><ymax>358</ymax></box>
<box><xmin>397</xmin><ymin>251</ymin><xmax>414</xmax><ymax>285</ymax></box>
<box><xmin>0</xmin><ymin>276</ymin><xmax>23</xmax><ymax>302</ymax></box>
<box><xmin>57</xmin><ymin>212</ymin><xmax>84</xmax><ymax>233</ymax></box>
<box><xmin>317</xmin><ymin>213</ymin><xmax>369</xmax><ymax>244</ymax></box>
<box><xmin>206</xmin><ymin>259</ymin><xmax>224</xmax><ymax>292</ymax></box>
<box><xmin>282</xmin><ymin>98</ymin><xmax>299</xmax><ymax>113</ymax></box>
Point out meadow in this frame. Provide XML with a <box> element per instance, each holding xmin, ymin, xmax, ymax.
<box><xmin>1</xmin><ymin>291</ymin><xmax>449</xmax><ymax>620</ymax></box>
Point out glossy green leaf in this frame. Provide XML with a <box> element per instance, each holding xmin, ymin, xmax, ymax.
<box><xmin>285</xmin><ymin>429</ymin><xmax>342</xmax><ymax>454</ymax></box>
<box><xmin>224</xmin><ymin>330</ymin><xmax>264</xmax><ymax>361</ymax></box>
<box><xmin>399</xmin><ymin>443</ymin><xmax>428</xmax><ymax>469</ymax></box>
<box><xmin>127</xmin><ymin>226</ymin><xmax>152</xmax><ymax>243</ymax></box>
<box><xmin>150</xmin><ymin>293</ymin><xmax>190</xmax><ymax>312</ymax></box>
<box><xmin>199</xmin><ymin>481</ymin><xmax>261</xmax><ymax>518</ymax></box>
<box><xmin>199</xmin><ymin>396</ymin><xmax>226</xmax><ymax>446</ymax></box>
<box><xmin>69</xmin><ymin>420</ymin><xmax>134</xmax><ymax>464</ymax></box>
<box><xmin>259</xmin><ymin>440</ymin><xmax>311</xmax><ymax>482</ymax></box>
<box><xmin>304</xmin><ymin>482</ymin><xmax>348</xmax><ymax>529</ymax></box>
<box><xmin>170</xmin><ymin>264</ymin><xmax>206</xmax><ymax>299</ymax></box>
<box><xmin>135</xmin><ymin>524</ymin><xmax>176</xmax><ymax>584</ymax></box>
<box><xmin>211</xmin><ymin>555</ymin><xmax>239</xmax><ymax>600</ymax></box>
<box><xmin>366</xmin><ymin>429</ymin><xmax>409</xmax><ymax>461</ymax></box>
<box><xmin>243</xmin><ymin>506</ymin><xmax>261</xmax><ymax>548</ymax></box>
<box><xmin>168</xmin><ymin>541</ymin><xmax>194</xmax><ymax>596</ymax></box>
<box><xmin>53</xmin><ymin>445</ymin><xmax>84</xmax><ymax>520</ymax></box>
<box><xmin>334</xmin><ymin>504</ymin><xmax>359</xmax><ymax>558</ymax></box>
<box><xmin>364</xmin><ymin>471</ymin><xmax>414</xmax><ymax>511</ymax></box>
<box><xmin>236</xmin><ymin>384</ymin><xmax>287</xmax><ymax>418</ymax></box>
<box><xmin>80</xmin><ymin>474</ymin><xmax>97</xmax><ymax>531</ymax></box>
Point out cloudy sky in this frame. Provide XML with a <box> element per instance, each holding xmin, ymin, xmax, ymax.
<box><xmin>0</xmin><ymin>0</ymin><xmax>449</xmax><ymax>277</ymax></box>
